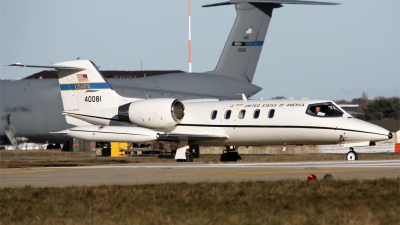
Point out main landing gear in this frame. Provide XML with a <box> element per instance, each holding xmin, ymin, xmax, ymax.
<box><xmin>175</xmin><ymin>140</ymin><xmax>194</xmax><ymax>162</ymax></box>
<box><xmin>176</xmin><ymin>151</ymin><xmax>194</xmax><ymax>162</ymax></box>
<box><xmin>220</xmin><ymin>146</ymin><xmax>242</xmax><ymax>162</ymax></box>
<box><xmin>346</xmin><ymin>147</ymin><xmax>358</xmax><ymax>161</ymax></box>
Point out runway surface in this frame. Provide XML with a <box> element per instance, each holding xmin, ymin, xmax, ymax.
<box><xmin>1</xmin><ymin>160</ymin><xmax>399</xmax><ymax>187</ymax></box>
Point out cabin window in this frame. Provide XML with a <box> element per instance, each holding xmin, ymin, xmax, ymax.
<box><xmin>253</xmin><ymin>109</ymin><xmax>260</xmax><ymax>119</ymax></box>
<box><xmin>225</xmin><ymin>110</ymin><xmax>231</xmax><ymax>119</ymax></box>
<box><xmin>306</xmin><ymin>102</ymin><xmax>344</xmax><ymax>117</ymax></box>
<box><xmin>268</xmin><ymin>109</ymin><xmax>275</xmax><ymax>118</ymax></box>
<box><xmin>211</xmin><ymin>110</ymin><xmax>217</xmax><ymax>120</ymax></box>
<box><xmin>238</xmin><ymin>110</ymin><xmax>246</xmax><ymax>119</ymax></box>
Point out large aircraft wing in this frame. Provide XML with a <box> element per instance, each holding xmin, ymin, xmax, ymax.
<box><xmin>7</xmin><ymin>62</ymin><xmax>86</xmax><ymax>70</ymax></box>
<box><xmin>248</xmin><ymin>0</ymin><xmax>340</xmax><ymax>5</ymax></box>
<box><xmin>203</xmin><ymin>0</ymin><xmax>340</xmax><ymax>7</ymax></box>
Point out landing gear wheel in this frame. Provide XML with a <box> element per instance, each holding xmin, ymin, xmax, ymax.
<box><xmin>220</xmin><ymin>153</ymin><xmax>228</xmax><ymax>162</ymax></box>
<box><xmin>186</xmin><ymin>152</ymin><xmax>194</xmax><ymax>162</ymax></box>
<box><xmin>176</xmin><ymin>152</ymin><xmax>194</xmax><ymax>162</ymax></box>
<box><xmin>346</xmin><ymin>149</ymin><xmax>358</xmax><ymax>161</ymax></box>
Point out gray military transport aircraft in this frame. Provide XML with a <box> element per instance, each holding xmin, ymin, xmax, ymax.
<box><xmin>1</xmin><ymin>0</ymin><xmax>339</xmax><ymax>148</ymax></box>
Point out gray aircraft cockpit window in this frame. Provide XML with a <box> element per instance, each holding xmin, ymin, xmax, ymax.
<box><xmin>306</xmin><ymin>102</ymin><xmax>344</xmax><ymax>117</ymax></box>
<box><xmin>211</xmin><ymin>110</ymin><xmax>217</xmax><ymax>120</ymax></box>
<box><xmin>225</xmin><ymin>110</ymin><xmax>232</xmax><ymax>119</ymax></box>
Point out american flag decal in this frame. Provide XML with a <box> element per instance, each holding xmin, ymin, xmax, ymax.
<box><xmin>246</xmin><ymin>28</ymin><xmax>252</xmax><ymax>34</ymax></box>
<box><xmin>77</xmin><ymin>74</ymin><xmax>88</xmax><ymax>82</ymax></box>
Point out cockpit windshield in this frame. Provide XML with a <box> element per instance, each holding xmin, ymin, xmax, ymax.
<box><xmin>306</xmin><ymin>102</ymin><xmax>344</xmax><ymax>117</ymax></box>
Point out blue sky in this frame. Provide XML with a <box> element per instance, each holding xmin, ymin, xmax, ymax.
<box><xmin>1</xmin><ymin>0</ymin><xmax>399</xmax><ymax>101</ymax></box>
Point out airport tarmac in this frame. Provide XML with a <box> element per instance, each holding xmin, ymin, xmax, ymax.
<box><xmin>1</xmin><ymin>160</ymin><xmax>399</xmax><ymax>188</ymax></box>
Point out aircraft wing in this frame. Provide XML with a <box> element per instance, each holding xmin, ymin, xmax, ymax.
<box><xmin>248</xmin><ymin>0</ymin><xmax>340</xmax><ymax>5</ymax></box>
<box><xmin>156</xmin><ymin>133</ymin><xmax>228</xmax><ymax>142</ymax></box>
<box><xmin>203</xmin><ymin>0</ymin><xmax>340</xmax><ymax>7</ymax></box>
<box><xmin>7</xmin><ymin>62</ymin><xmax>86</xmax><ymax>70</ymax></box>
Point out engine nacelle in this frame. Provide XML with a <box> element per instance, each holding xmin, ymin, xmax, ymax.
<box><xmin>118</xmin><ymin>98</ymin><xmax>184</xmax><ymax>129</ymax></box>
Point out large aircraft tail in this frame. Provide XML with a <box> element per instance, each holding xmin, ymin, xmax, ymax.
<box><xmin>204</xmin><ymin>0</ymin><xmax>339</xmax><ymax>82</ymax></box>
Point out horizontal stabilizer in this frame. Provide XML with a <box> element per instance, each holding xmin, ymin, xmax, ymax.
<box><xmin>203</xmin><ymin>0</ymin><xmax>340</xmax><ymax>7</ymax></box>
<box><xmin>7</xmin><ymin>62</ymin><xmax>86</xmax><ymax>70</ymax></box>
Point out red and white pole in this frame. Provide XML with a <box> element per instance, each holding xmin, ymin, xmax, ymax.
<box><xmin>188</xmin><ymin>0</ymin><xmax>192</xmax><ymax>73</ymax></box>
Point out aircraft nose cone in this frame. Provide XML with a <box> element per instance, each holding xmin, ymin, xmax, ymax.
<box><xmin>346</xmin><ymin>119</ymin><xmax>391</xmax><ymax>143</ymax></box>
<box><xmin>372</xmin><ymin>125</ymin><xmax>391</xmax><ymax>141</ymax></box>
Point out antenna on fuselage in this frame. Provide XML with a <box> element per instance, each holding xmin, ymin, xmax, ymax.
<box><xmin>235</xmin><ymin>93</ymin><xmax>248</xmax><ymax>102</ymax></box>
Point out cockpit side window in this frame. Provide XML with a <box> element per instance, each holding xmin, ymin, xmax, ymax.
<box><xmin>306</xmin><ymin>102</ymin><xmax>343</xmax><ymax>117</ymax></box>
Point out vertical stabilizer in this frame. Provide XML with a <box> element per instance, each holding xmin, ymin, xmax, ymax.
<box><xmin>205</xmin><ymin>2</ymin><xmax>278</xmax><ymax>82</ymax></box>
<box><xmin>203</xmin><ymin>0</ymin><xmax>339</xmax><ymax>82</ymax></box>
<box><xmin>54</xmin><ymin>60</ymin><xmax>127</xmax><ymax>111</ymax></box>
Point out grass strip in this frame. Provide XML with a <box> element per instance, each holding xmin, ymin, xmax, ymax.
<box><xmin>1</xmin><ymin>178</ymin><xmax>398</xmax><ymax>225</ymax></box>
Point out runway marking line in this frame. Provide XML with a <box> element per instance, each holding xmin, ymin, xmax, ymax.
<box><xmin>0</xmin><ymin>168</ymin><xmax>80</xmax><ymax>174</ymax></box>
<box><xmin>1</xmin><ymin>167</ymin><xmax>397</xmax><ymax>177</ymax></box>
<box><xmin>142</xmin><ymin>168</ymin><xmax>398</xmax><ymax>177</ymax></box>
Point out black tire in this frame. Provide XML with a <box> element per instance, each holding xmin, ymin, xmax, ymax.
<box><xmin>220</xmin><ymin>153</ymin><xmax>228</xmax><ymax>162</ymax></box>
<box><xmin>346</xmin><ymin>150</ymin><xmax>358</xmax><ymax>161</ymax></box>
<box><xmin>46</xmin><ymin>144</ymin><xmax>55</xmax><ymax>150</ymax></box>
<box><xmin>228</xmin><ymin>153</ymin><xmax>238</xmax><ymax>162</ymax></box>
<box><xmin>186</xmin><ymin>152</ymin><xmax>194</xmax><ymax>162</ymax></box>
<box><xmin>354</xmin><ymin>151</ymin><xmax>358</xmax><ymax>160</ymax></box>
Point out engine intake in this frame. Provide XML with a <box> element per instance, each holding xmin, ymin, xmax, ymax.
<box><xmin>118</xmin><ymin>98</ymin><xmax>184</xmax><ymax>129</ymax></box>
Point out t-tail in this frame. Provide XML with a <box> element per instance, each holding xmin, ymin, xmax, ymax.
<box><xmin>54</xmin><ymin>60</ymin><xmax>137</xmax><ymax>111</ymax></box>
<box><xmin>8</xmin><ymin>60</ymin><xmax>139</xmax><ymax>126</ymax></box>
<box><xmin>204</xmin><ymin>0</ymin><xmax>339</xmax><ymax>82</ymax></box>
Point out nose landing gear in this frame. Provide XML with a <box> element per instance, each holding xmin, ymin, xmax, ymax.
<box><xmin>346</xmin><ymin>147</ymin><xmax>358</xmax><ymax>160</ymax></box>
